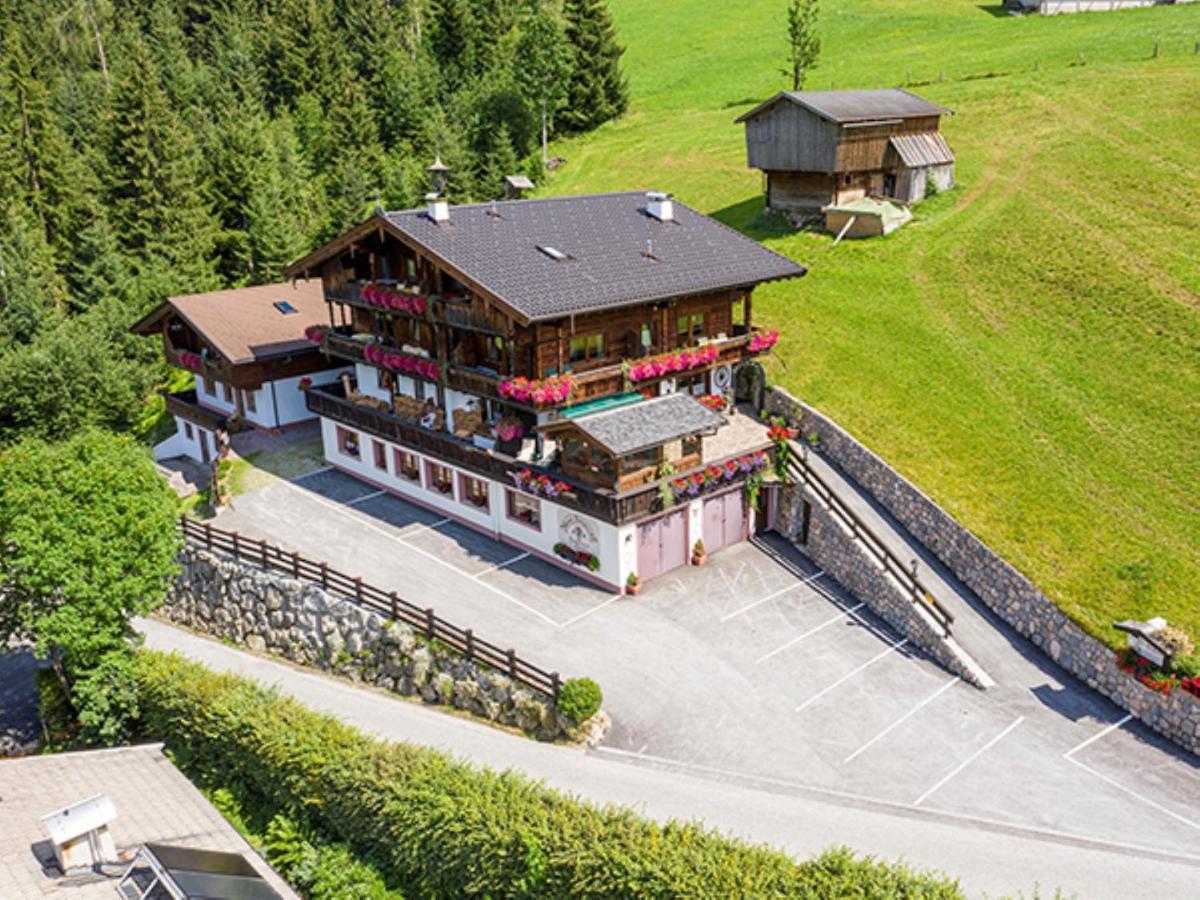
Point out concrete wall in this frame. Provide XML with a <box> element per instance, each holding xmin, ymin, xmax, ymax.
<box><xmin>320</xmin><ymin>417</ymin><xmax>634</xmax><ymax>590</ymax></box>
<box><xmin>1038</xmin><ymin>1</ymin><xmax>1193</xmax><ymax>14</ymax></box>
<box><xmin>765</xmin><ymin>387</ymin><xmax>1200</xmax><ymax>756</ymax></box>
<box><xmin>162</xmin><ymin>545</ymin><xmax>609</xmax><ymax>744</ymax></box>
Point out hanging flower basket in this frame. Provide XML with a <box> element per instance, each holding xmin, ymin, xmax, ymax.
<box><xmin>498</xmin><ymin>374</ymin><xmax>574</xmax><ymax>407</ymax></box>
<box><xmin>178</xmin><ymin>352</ymin><xmax>203</xmax><ymax>372</ymax></box>
<box><xmin>297</xmin><ymin>377</ymin><xmax>313</xmax><ymax>391</ymax></box>
<box><xmin>747</xmin><ymin>329</ymin><xmax>779</xmax><ymax>353</ymax></box>
<box><xmin>361</xmin><ymin>282</ymin><xmax>428</xmax><ymax>317</ymax></box>
<box><xmin>304</xmin><ymin>325</ymin><xmax>328</xmax><ymax>346</ymax></box>
<box><xmin>626</xmin><ymin>344</ymin><xmax>720</xmax><ymax>384</ymax></box>
<box><xmin>510</xmin><ymin>468</ymin><xmax>574</xmax><ymax>499</ymax></box>
<box><xmin>494</xmin><ymin>416</ymin><xmax>525</xmax><ymax>442</ymax></box>
<box><xmin>363</xmin><ymin>343</ymin><xmax>440</xmax><ymax>381</ymax></box>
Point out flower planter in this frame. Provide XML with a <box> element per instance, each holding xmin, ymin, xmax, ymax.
<box><xmin>691</xmin><ymin>554</ymin><xmax>707</xmax><ymax>567</ymax></box>
<box><xmin>626</xmin><ymin>582</ymin><xmax>642</xmax><ymax>596</ymax></box>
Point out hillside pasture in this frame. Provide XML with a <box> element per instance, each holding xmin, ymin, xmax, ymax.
<box><xmin>545</xmin><ymin>1</ymin><xmax>1200</xmax><ymax>644</ymax></box>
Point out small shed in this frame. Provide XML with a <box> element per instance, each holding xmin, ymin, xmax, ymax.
<box><xmin>504</xmin><ymin>175</ymin><xmax>535</xmax><ymax>200</ymax></box>
<box><xmin>823</xmin><ymin>197</ymin><xmax>912</xmax><ymax>239</ymax></box>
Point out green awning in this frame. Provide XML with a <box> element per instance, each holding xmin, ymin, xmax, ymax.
<box><xmin>561</xmin><ymin>391</ymin><xmax>644</xmax><ymax>419</ymax></box>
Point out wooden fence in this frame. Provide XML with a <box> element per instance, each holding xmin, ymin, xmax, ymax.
<box><xmin>178</xmin><ymin>516</ymin><xmax>562</xmax><ymax>699</ymax></box>
<box><xmin>785</xmin><ymin>448</ymin><xmax>955</xmax><ymax>636</ymax></box>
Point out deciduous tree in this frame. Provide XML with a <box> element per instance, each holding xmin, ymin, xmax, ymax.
<box><xmin>785</xmin><ymin>0</ymin><xmax>821</xmax><ymax>91</ymax></box>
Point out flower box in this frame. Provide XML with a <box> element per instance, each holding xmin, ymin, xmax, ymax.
<box><xmin>510</xmin><ymin>468</ymin><xmax>574</xmax><ymax>500</ymax></box>
<box><xmin>626</xmin><ymin>345</ymin><xmax>720</xmax><ymax>384</ymax></box>
<box><xmin>361</xmin><ymin>282</ymin><xmax>428</xmax><ymax>317</ymax></box>
<box><xmin>363</xmin><ymin>343</ymin><xmax>440</xmax><ymax>381</ymax></box>
<box><xmin>498</xmin><ymin>375</ymin><xmax>574</xmax><ymax>407</ymax></box>
<box><xmin>554</xmin><ymin>542</ymin><xmax>600</xmax><ymax>573</ymax></box>
<box><xmin>747</xmin><ymin>329</ymin><xmax>779</xmax><ymax>353</ymax></box>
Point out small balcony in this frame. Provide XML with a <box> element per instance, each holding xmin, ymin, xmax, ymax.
<box><xmin>305</xmin><ymin>382</ymin><xmax>775</xmax><ymax>526</ymax></box>
<box><xmin>325</xmin><ymin>281</ymin><xmax>508</xmax><ymax>337</ymax></box>
<box><xmin>164</xmin><ymin>389</ymin><xmax>227</xmax><ymax>432</ymax></box>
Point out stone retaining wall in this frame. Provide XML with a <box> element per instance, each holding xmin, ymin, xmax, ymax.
<box><xmin>161</xmin><ymin>546</ymin><xmax>608</xmax><ymax>745</ymax></box>
<box><xmin>776</xmin><ymin>483</ymin><xmax>983</xmax><ymax>687</ymax></box>
<box><xmin>765</xmin><ymin>388</ymin><xmax>1199</xmax><ymax>756</ymax></box>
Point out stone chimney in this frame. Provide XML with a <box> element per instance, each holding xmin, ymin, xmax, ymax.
<box><xmin>646</xmin><ymin>191</ymin><xmax>674</xmax><ymax>222</ymax></box>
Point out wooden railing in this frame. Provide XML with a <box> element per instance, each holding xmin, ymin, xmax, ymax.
<box><xmin>164</xmin><ymin>390</ymin><xmax>227</xmax><ymax>431</ymax></box>
<box><xmin>785</xmin><ymin>447</ymin><xmax>955</xmax><ymax>636</ymax></box>
<box><xmin>178</xmin><ymin>516</ymin><xmax>562</xmax><ymax>699</ymax></box>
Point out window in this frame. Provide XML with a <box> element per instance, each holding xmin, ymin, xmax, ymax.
<box><xmin>622</xmin><ymin>447</ymin><xmax>659</xmax><ymax>474</ymax></box>
<box><xmin>243</xmin><ymin>389</ymin><xmax>257</xmax><ymax>413</ymax></box>
<box><xmin>203</xmin><ymin>375</ymin><xmax>216</xmax><ymax>396</ymax></box>
<box><xmin>273</xmin><ymin>300</ymin><xmax>298</xmax><ymax>315</ymax></box>
<box><xmin>569</xmin><ymin>334</ymin><xmax>605</xmax><ymax>363</ymax></box>
<box><xmin>184</xmin><ymin>422</ymin><xmax>194</xmax><ymax>440</ymax></box>
<box><xmin>506</xmin><ymin>489</ymin><xmax>541</xmax><ymax>529</ymax></box>
<box><xmin>460</xmin><ymin>475</ymin><xmax>489</xmax><ymax>511</ymax></box>
<box><xmin>426</xmin><ymin>462</ymin><xmax>454</xmax><ymax>496</ymax></box>
<box><xmin>372</xmin><ymin>439</ymin><xmax>388</xmax><ymax>471</ymax></box>
<box><xmin>221</xmin><ymin>383</ymin><xmax>234</xmax><ymax>404</ymax></box>
<box><xmin>681</xmin><ymin>435</ymin><xmax>701</xmax><ymax>458</ymax></box>
<box><xmin>640</xmin><ymin>323</ymin><xmax>652</xmax><ymax>353</ymax></box>
<box><xmin>337</xmin><ymin>427</ymin><xmax>360</xmax><ymax>459</ymax></box>
<box><xmin>394</xmin><ymin>449</ymin><xmax>421</xmax><ymax>482</ymax></box>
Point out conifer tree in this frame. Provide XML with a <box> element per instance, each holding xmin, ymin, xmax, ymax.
<box><xmin>0</xmin><ymin>199</ymin><xmax>66</xmax><ymax>345</ymax></box>
<box><xmin>478</xmin><ymin>124</ymin><xmax>520</xmax><ymax>200</ymax></box>
<box><xmin>560</xmin><ymin>0</ymin><xmax>628</xmax><ymax>134</ymax></box>
<box><xmin>514</xmin><ymin>4</ymin><xmax>572</xmax><ymax>165</ymax></box>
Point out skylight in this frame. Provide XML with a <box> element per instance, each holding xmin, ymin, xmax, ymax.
<box><xmin>538</xmin><ymin>245</ymin><xmax>568</xmax><ymax>262</ymax></box>
<box><xmin>273</xmin><ymin>300</ymin><xmax>299</xmax><ymax>314</ymax></box>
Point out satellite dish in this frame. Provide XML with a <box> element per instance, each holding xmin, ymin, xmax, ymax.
<box><xmin>711</xmin><ymin>365</ymin><xmax>732</xmax><ymax>392</ymax></box>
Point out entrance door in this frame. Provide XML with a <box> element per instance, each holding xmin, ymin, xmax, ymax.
<box><xmin>702</xmin><ymin>490</ymin><xmax>746</xmax><ymax>554</ymax></box>
<box><xmin>198</xmin><ymin>428</ymin><xmax>211</xmax><ymax>464</ymax></box>
<box><xmin>637</xmin><ymin>509</ymin><xmax>688</xmax><ymax>582</ymax></box>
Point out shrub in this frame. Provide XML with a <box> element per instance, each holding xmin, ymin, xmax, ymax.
<box><xmin>134</xmin><ymin>652</ymin><xmax>962</xmax><ymax>898</ymax></box>
<box><xmin>556</xmin><ymin>677</ymin><xmax>602</xmax><ymax>723</ymax></box>
<box><xmin>1171</xmin><ymin>653</ymin><xmax>1200</xmax><ymax>679</ymax></box>
<box><xmin>1157</xmin><ymin>626</ymin><xmax>1194</xmax><ymax>658</ymax></box>
<box><xmin>35</xmin><ymin>669</ymin><xmax>78</xmax><ymax>750</ymax></box>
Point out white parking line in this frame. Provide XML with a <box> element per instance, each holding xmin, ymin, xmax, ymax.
<box><xmin>474</xmin><ymin>552</ymin><xmax>530</xmax><ymax>578</ymax></box>
<box><xmin>913</xmin><ymin>716</ymin><xmax>1025</xmax><ymax>807</ymax></box>
<box><xmin>1064</xmin><ymin>714</ymin><xmax>1133</xmax><ymax>759</ymax></box>
<box><xmin>1065</xmin><ymin>755</ymin><xmax>1200</xmax><ymax>831</ymax></box>
<box><xmin>343</xmin><ymin>490</ymin><xmax>386</xmax><ymax>507</ymax></box>
<box><xmin>795</xmin><ymin>638</ymin><xmax>909</xmax><ymax>712</ymax></box>
<box><xmin>558</xmin><ymin>593</ymin><xmax>625</xmax><ymax>629</ymax></box>
<box><xmin>278</xmin><ymin>483</ymin><xmax>559</xmax><ymax>626</ymax></box>
<box><xmin>719</xmin><ymin>570</ymin><xmax>824</xmax><ymax>622</ymax></box>
<box><xmin>755</xmin><ymin>603</ymin><xmax>866</xmax><ymax>664</ymax></box>
<box><xmin>843</xmin><ymin>676</ymin><xmax>961</xmax><ymax>763</ymax></box>
<box><xmin>290</xmin><ymin>466</ymin><xmax>332</xmax><ymax>483</ymax></box>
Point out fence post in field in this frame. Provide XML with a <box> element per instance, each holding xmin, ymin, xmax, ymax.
<box><xmin>425</xmin><ymin>607</ymin><xmax>436</xmax><ymax>640</ymax></box>
<box><xmin>1153</xmin><ymin>39</ymin><xmax>1160</xmax><ymax>59</ymax></box>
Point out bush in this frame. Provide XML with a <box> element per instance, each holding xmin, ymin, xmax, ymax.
<box><xmin>1157</xmin><ymin>626</ymin><xmax>1194</xmax><ymax>658</ymax></box>
<box><xmin>556</xmin><ymin>677</ymin><xmax>602</xmax><ymax>723</ymax></box>
<box><xmin>1171</xmin><ymin>653</ymin><xmax>1200</xmax><ymax>679</ymax></box>
<box><xmin>134</xmin><ymin>652</ymin><xmax>963</xmax><ymax>898</ymax></box>
<box><xmin>35</xmin><ymin>669</ymin><xmax>78</xmax><ymax>750</ymax></box>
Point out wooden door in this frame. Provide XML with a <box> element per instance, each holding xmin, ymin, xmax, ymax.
<box><xmin>637</xmin><ymin>509</ymin><xmax>688</xmax><ymax>582</ymax></box>
<box><xmin>702</xmin><ymin>490</ymin><xmax>746</xmax><ymax>554</ymax></box>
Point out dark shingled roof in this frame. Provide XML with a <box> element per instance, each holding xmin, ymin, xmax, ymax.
<box><xmin>381</xmin><ymin>192</ymin><xmax>805</xmax><ymax>322</ymax></box>
<box><xmin>736</xmin><ymin>89</ymin><xmax>950</xmax><ymax>125</ymax></box>
<box><xmin>570</xmin><ymin>393</ymin><xmax>727</xmax><ymax>457</ymax></box>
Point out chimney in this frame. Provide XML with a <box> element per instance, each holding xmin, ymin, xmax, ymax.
<box><xmin>427</xmin><ymin>155</ymin><xmax>449</xmax><ymax>196</ymax></box>
<box><xmin>646</xmin><ymin>191</ymin><xmax>674</xmax><ymax>222</ymax></box>
<box><xmin>426</xmin><ymin>192</ymin><xmax>449</xmax><ymax>224</ymax></box>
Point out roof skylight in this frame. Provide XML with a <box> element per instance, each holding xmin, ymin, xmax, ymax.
<box><xmin>273</xmin><ymin>300</ymin><xmax>299</xmax><ymax>314</ymax></box>
<box><xmin>538</xmin><ymin>245</ymin><xmax>568</xmax><ymax>262</ymax></box>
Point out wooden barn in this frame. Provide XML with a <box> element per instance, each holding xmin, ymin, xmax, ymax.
<box><xmin>736</xmin><ymin>88</ymin><xmax>955</xmax><ymax>218</ymax></box>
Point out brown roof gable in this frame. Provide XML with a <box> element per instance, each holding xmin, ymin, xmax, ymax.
<box><xmin>132</xmin><ymin>280</ymin><xmax>327</xmax><ymax>365</ymax></box>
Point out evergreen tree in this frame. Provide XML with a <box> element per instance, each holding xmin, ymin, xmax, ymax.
<box><xmin>514</xmin><ymin>5</ymin><xmax>572</xmax><ymax>165</ymax></box>
<box><xmin>103</xmin><ymin>35</ymin><xmax>220</xmax><ymax>301</ymax></box>
<box><xmin>560</xmin><ymin>0</ymin><xmax>628</xmax><ymax>134</ymax></box>
<box><xmin>477</xmin><ymin>124</ymin><xmax>520</xmax><ymax>200</ymax></box>
<box><xmin>429</xmin><ymin>0</ymin><xmax>481</xmax><ymax>89</ymax></box>
<box><xmin>66</xmin><ymin>217</ymin><xmax>130</xmax><ymax>312</ymax></box>
<box><xmin>0</xmin><ymin>199</ymin><xmax>65</xmax><ymax>345</ymax></box>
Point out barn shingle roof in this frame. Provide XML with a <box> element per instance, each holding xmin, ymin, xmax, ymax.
<box><xmin>380</xmin><ymin>192</ymin><xmax>805</xmax><ymax>322</ymax></box>
<box><xmin>736</xmin><ymin>89</ymin><xmax>950</xmax><ymax>125</ymax></box>
<box><xmin>570</xmin><ymin>393</ymin><xmax>727</xmax><ymax>457</ymax></box>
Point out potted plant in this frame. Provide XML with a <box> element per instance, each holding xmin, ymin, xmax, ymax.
<box><xmin>692</xmin><ymin>539</ymin><xmax>707</xmax><ymax>566</ymax></box>
<box><xmin>626</xmin><ymin>572</ymin><xmax>641</xmax><ymax>596</ymax></box>
<box><xmin>494</xmin><ymin>416</ymin><xmax>525</xmax><ymax>455</ymax></box>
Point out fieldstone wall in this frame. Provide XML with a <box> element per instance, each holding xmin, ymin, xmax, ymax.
<box><xmin>766</xmin><ymin>388</ymin><xmax>1200</xmax><ymax>756</ymax></box>
<box><xmin>161</xmin><ymin>546</ymin><xmax>609</xmax><ymax>745</ymax></box>
<box><xmin>776</xmin><ymin>484</ymin><xmax>984</xmax><ymax>687</ymax></box>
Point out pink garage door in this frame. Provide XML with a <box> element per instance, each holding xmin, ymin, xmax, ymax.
<box><xmin>702</xmin><ymin>490</ymin><xmax>746</xmax><ymax>555</ymax></box>
<box><xmin>637</xmin><ymin>509</ymin><xmax>688</xmax><ymax>582</ymax></box>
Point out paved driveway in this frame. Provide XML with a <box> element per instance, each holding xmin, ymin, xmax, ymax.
<box><xmin>213</xmin><ymin>468</ymin><xmax>1200</xmax><ymax>867</ymax></box>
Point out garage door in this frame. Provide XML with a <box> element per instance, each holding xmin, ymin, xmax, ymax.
<box><xmin>702</xmin><ymin>490</ymin><xmax>745</xmax><ymax>555</ymax></box>
<box><xmin>637</xmin><ymin>509</ymin><xmax>688</xmax><ymax>582</ymax></box>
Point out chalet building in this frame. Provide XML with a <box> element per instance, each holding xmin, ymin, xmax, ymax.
<box><xmin>736</xmin><ymin>89</ymin><xmax>955</xmax><ymax>217</ymax></box>
<box><xmin>283</xmin><ymin>189</ymin><xmax>805</xmax><ymax>590</ymax></box>
<box><xmin>133</xmin><ymin>280</ymin><xmax>351</xmax><ymax>464</ymax></box>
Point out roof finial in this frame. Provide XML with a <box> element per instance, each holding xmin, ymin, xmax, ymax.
<box><xmin>372</xmin><ymin>188</ymin><xmax>383</xmax><ymax>215</ymax></box>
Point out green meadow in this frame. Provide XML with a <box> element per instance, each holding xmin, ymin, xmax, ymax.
<box><xmin>544</xmin><ymin>1</ymin><xmax>1200</xmax><ymax>644</ymax></box>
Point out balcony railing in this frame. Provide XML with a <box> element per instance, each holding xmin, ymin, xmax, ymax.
<box><xmin>165</xmin><ymin>389</ymin><xmax>227</xmax><ymax>431</ymax></box>
<box><xmin>305</xmin><ymin>383</ymin><xmax>774</xmax><ymax>526</ymax></box>
<box><xmin>325</xmin><ymin>281</ymin><xmax>507</xmax><ymax>336</ymax></box>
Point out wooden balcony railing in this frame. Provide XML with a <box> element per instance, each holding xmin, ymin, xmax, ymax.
<box><xmin>164</xmin><ymin>389</ymin><xmax>227</xmax><ymax>431</ymax></box>
<box><xmin>325</xmin><ymin>282</ymin><xmax>507</xmax><ymax>337</ymax></box>
<box><xmin>305</xmin><ymin>383</ymin><xmax>774</xmax><ymax>526</ymax></box>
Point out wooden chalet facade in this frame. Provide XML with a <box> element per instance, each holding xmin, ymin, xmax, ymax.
<box><xmin>737</xmin><ymin>89</ymin><xmax>955</xmax><ymax>217</ymax></box>
<box><xmin>283</xmin><ymin>189</ymin><xmax>805</xmax><ymax>589</ymax></box>
<box><xmin>133</xmin><ymin>280</ymin><xmax>351</xmax><ymax>464</ymax></box>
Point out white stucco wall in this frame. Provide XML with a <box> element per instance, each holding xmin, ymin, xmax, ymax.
<box><xmin>154</xmin><ymin>415</ymin><xmax>216</xmax><ymax>464</ymax></box>
<box><xmin>319</xmin><ymin>417</ymin><xmax>626</xmax><ymax>590</ymax></box>
<box><xmin>195</xmin><ymin>376</ymin><xmax>236</xmax><ymax>414</ymax></box>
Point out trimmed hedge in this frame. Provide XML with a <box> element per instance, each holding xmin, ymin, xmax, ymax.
<box><xmin>557</xmin><ymin>677</ymin><xmax>602</xmax><ymax>723</ymax></box>
<box><xmin>134</xmin><ymin>651</ymin><xmax>963</xmax><ymax>898</ymax></box>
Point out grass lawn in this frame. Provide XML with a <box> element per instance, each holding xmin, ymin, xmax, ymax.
<box><xmin>544</xmin><ymin>1</ymin><xmax>1200</xmax><ymax>645</ymax></box>
<box><xmin>226</xmin><ymin>436</ymin><xmax>326</xmax><ymax>497</ymax></box>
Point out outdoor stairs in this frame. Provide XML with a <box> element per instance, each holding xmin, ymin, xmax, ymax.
<box><xmin>789</xmin><ymin>448</ymin><xmax>1054</xmax><ymax>691</ymax></box>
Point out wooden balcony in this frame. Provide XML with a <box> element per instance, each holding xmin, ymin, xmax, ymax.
<box><xmin>304</xmin><ymin>383</ymin><xmax>774</xmax><ymax>526</ymax></box>
<box><xmin>164</xmin><ymin>389</ymin><xmax>227</xmax><ymax>432</ymax></box>
<box><xmin>325</xmin><ymin>282</ymin><xmax>507</xmax><ymax>337</ymax></box>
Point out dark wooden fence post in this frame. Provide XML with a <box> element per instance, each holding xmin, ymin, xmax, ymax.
<box><xmin>424</xmin><ymin>607</ymin><xmax>435</xmax><ymax>640</ymax></box>
<box><xmin>390</xmin><ymin>592</ymin><xmax>400</xmax><ymax>619</ymax></box>
<box><xmin>292</xmin><ymin>552</ymin><xmax>300</xmax><ymax>578</ymax></box>
<box><xmin>550</xmin><ymin>672</ymin><xmax>561</xmax><ymax>701</ymax></box>
<box><xmin>320</xmin><ymin>562</ymin><xmax>329</xmax><ymax>589</ymax></box>
<box><xmin>260</xmin><ymin>539</ymin><xmax>269</xmax><ymax>569</ymax></box>
<box><xmin>506</xmin><ymin>649</ymin><xmax>517</xmax><ymax>678</ymax></box>
<box><xmin>464</xmin><ymin>629</ymin><xmax>474</xmax><ymax>660</ymax></box>
<box><xmin>204</xmin><ymin>522</ymin><xmax>213</xmax><ymax>551</ymax></box>
<box><xmin>354</xmin><ymin>577</ymin><xmax>363</xmax><ymax>603</ymax></box>
<box><xmin>231</xmin><ymin>532</ymin><xmax>240</xmax><ymax>559</ymax></box>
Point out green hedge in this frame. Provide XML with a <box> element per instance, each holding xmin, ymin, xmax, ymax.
<box><xmin>134</xmin><ymin>651</ymin><xmax>963</xmax><ymax>899</ymax></box>
<box><xmin>556</xmin><ymin>677</ymin><xmax>602</xmax><ymax>723</ymax></box>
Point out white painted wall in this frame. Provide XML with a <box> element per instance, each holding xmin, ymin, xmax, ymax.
<box><xmin>154</xmin><ymin>415</ymin><xmax>215</xmax><ymax>464</ymax></box>
<box><xmin>355</xmin><ymin>363</ymin><xmax>392</xmax><ymax>404</ymax></box>
<box><xmin>196</xmin><ymin>376</ymin><xmax>236</xmax><ymax>414</ymax></box>
<box><xmin>320</xmin><ymin>417</ymin><xmax>625</xmax><ymax>589</ymax></box>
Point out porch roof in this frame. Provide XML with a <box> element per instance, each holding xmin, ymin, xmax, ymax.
<box><xmin>569</xmin><ymin>393</ymin><xmax>727</xmax><ymax>456</ymax></box>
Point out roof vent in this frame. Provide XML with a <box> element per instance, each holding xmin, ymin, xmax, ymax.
<box><xmin>41</xmin><ymin>793</ymin><xmax>119</xmax><ymax>874</ymax></box>
<box><xmin>426</xmin><ymin>192</ymin><xmax>449</xmax><ymax>224</ymax></box>
<box><xmin>646</xmin><ymin>191</ymin><xmax>674</xmax><ymax>222</ymax></box>
<box><xmin>538</xmin><ymin>245</ymin><xmax>568</xmax><ymax>262</ymax></box>
<box><xmin>643</xmin><ymin>240</ymin><xmax>657</xmax><ymax>261</ymax></box>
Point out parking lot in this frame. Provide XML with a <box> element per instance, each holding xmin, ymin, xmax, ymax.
<box><xmin>214</xmin><ymin>467</ymin><xmax>1200</xmax><ymax>862</ymax></box>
